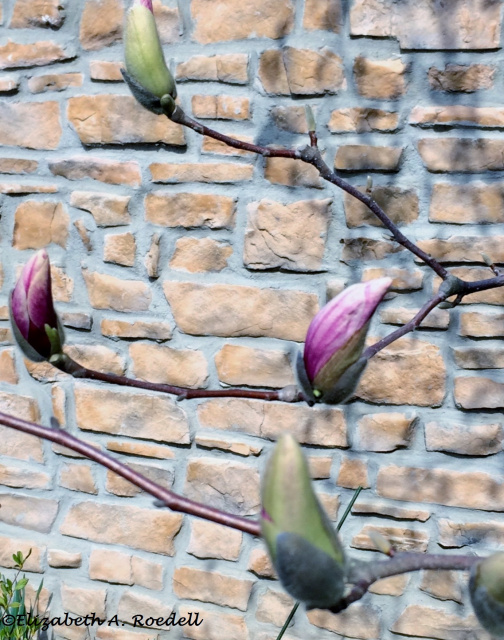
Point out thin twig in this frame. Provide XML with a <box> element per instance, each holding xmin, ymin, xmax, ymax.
<box><xmin>0</xmin><ymin>411</ymin><xmax>261</xmax><ymax>536</ymax></box>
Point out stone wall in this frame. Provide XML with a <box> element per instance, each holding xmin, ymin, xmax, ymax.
<box><xmin>0</xmin><ymin>0</ymin><xmax>503</xmax><ymax>638</ymax></box>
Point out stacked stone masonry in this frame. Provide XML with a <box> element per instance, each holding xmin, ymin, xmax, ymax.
<box><xmin>0</xmin><ymin>0</ymin><xmax>503</xmax><ymax>639</ymax></box>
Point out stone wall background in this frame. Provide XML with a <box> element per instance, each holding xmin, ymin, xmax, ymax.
<box><xmin>0</xmin><ymin>0</ymin><xmax>503</xmax><ymax>638</ymax></box>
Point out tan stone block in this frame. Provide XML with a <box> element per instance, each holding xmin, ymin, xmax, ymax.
<box><xmin>51</xmin><ymin>385</ymin><xmax>66</xmax><ymax>427</ymax></box>
<box><xmin>0</xmin><ymin>77</ymin><xmax>18</xmax><ymax>93</ymax></box>
<box><xmin>454</xmin><ymin>347</ymin><xmax>504</xmax><ymax>370</ymax></box>
<box><xmin>0</xmin><ymin>157</ymin><xmax>37</xmax><ymax>174</ymax></box>
<box><xmin>96</xmin><ymin>630</ymin><xmax>155</xmax><ymax>640</ymax></box>
<box><xmin>353</xmin><ymin>524</ymin><xmax>429</xmax><ymax>553</ymax></box>
<box><xmin>377</xmin><ymin>464</ymin><xmax>504</xmax><ymax>511</ymax></box>
<box><xmin>337</xmin><ymin>457</ymin><xmax>369</xmax><ymax>489</ymax></box>
<box><xmin>188</xmin><ymin>520</ymin><xmax>242</xmax><ymax>561</ymax></box>
<box><xmin>430</xmin><ymin>182</ymin><xmax>504</xmax><ymax>223</ymax></box>
<box><xmin>130</xmin><ymin>342</ymin><xmax>208</xmax><ymax>388</ymax></box>
<box><xmin>0</xmin><ymin>464</ymin><xmax>50</xmax><ymax>489</ymax></box>
<box><xmin>144</xmin><ymin>232</ymin><xmax>160</xmax><ymax>278</ymax></box>
<box><xmin>0</xmin><ymin>390</ymin><xmax>40</xmax><ymax>423</ymax></box>
<box><xmin>83</xmin><ymin>270</ymin><xmax>151</xmax><ymax>312</ymax></box>
<box><xmin>0</xmin><ymin>181</ymin><xmax>57</xmax><ymax>194</ymax></box>
<box><xmin>363</xmin><ymin>267</ymin><xmax>423</xmax><ymax>291</ymax></box>
<box><xmin>259</xmin><ymin>50</ymin><xmax>290</xmax><ymax>94</ymax></box>
<box><xmin>61</xmin><ymin>502</ymin><xmax>183</xmax><ymax>554</ymax></box>
<box><xmin>164</xmin><ymin>281</ymin><xmax>318</xmax><ymax>341</ymax></box>
<box><xmin>51</xmin><ymin>265</ymin><xmax>74</xmax><ymax>302</ymax></box>
<box><xmin>48</xmin><ymin>549</ymin><xmax>81</xmax><ymax>568</ymax></box>
<box><xmin>89</xmin><ymin>548</ymin><xmax>132</xmax><ymax>584</ymax></box>
<box><xmin>215</xmin><ymin>344</ymin><xmax>294</xmax><ymax>388</ymax></box>
<box><xmin>283</xmin><ymin>46</ymin><xmax>345</xmax><ymax>95</ymax></box>
<box><xmin>150</xmin><ymin>162</ymin><xmax>253</xmax><ymax>184</ymax></box>
<box><xmin>270</xmin><ymin>105</ymin><xmax>307</xmax><ymax>133</ymax></box>
<box><xmin>329</xmin><ymin>107</ymin><xmax>398</xmax><ymax>133</ymax></box>
<box><xmin>357</xmin><ymin>338</ymin><xmax>445</xmax><ymax>406</ymax></box>
<box><xmin>369</xmin><ymin>574</ymin><xmax>409</xmax><ymax>596</ymax></box>
<box><xmin>264</xmin><ymin>156</ymin><xmax>321</xmax><ymax>188</ymax></box>
<box><xmin>71</xmin><ymin>191</ymin><xmax>131</xmax><ymax>227</ymax></box>
<box><xmin>0</xmin><ymin>40</ymin><xmax>72</xmax><ymax>69</ymax></box>
<box><xmin>433</xmin><ymin>267</ymin><xmax>504</xmax><ymax>306</ymax></box>
<box><xmin>192</xmin><ymin>95</ymin><xmax>250</xmax><ymax>120</ymax></box>
<box><xmin>418</xmin><ymin>235</ymin><xmax>504</xmax><ymax>264</ymax></box>
<box><xmin>103</xmin><ymin>232</ymin><xmax>135</xmax><ymax>267</ymax></box>
<box><xmin>412</xmin><ymin>105</ymin><xmax>504</xmax><ymax>127</ymax></box>
<box><xmin>391</xmin><ymin>605</ymin><xmax>482</xmax><ymax>639</ymax></box>
<box><xmin>0</xmin><ymin>327</ymin><xmax>12</xmax><ymax>344</ymax></box>
<box><xmin>0</xmin><ymin>349</ymin><xmax>18</xmax><ymax>384</ymax></box>
<box><xmin>248</xmin><ymin>548</ymin><xmax>275</xmax><ymax>578</ymax></box>
<box><xmin>59</xmin><ymin>462</ymin><xmax>97</xmax><ymax>494</ymax></box>
<box><xmin>303</xmin><ymin>0</ymin><xmax>341</xmax><ymax>31</ymax></box>
<box><xmin>176</xmin><ymin>54</ymin><xmax>248</xmax><ymax>84</ymax></box>
<box><xmin>202</xmin><ymin>134</ymin><xmax>254</xmax><ymax>156</ymax></box>
<box><xmin>52</xmin><ymin>157</ymin><xmax>141</xmax><ymax>186</ymax></box>
<box><xmin>419</xmin><ymin>138</ymin><xmax>504</xmax><ymax>172</ymax></box>
<box><xmin>106</xmin><ymin>461</ymin><xmax>173</xmax><ymax>497</ymax></box>
<box><xmin>438</xmin><ymin>519</ymin><xmax>504</xmax><ymax>549</ymax></box>
<box><xmin>75</xmin><ymin>384</ymin><xmax>190</xmax><ymax>444</ymax></box>
<box><xmin>65</xmin><ymin>344</ymin><xmax>125</xmax><ymax>375</ymax></box>
<box><xmin>459</xmin><ymin>311</ymin><xmax>504</xmax><ymax>337</ymax></box>
<box><xmin>152</xmin><ymin>0</ymin><xmax>181</xmax><ymax>43</ymax></box>
<box><xmin>191</xmin><ymin>0</ymin><xmax>294</xmax><ymax>43</ymax></box>
<box><xmin>344</xmin><ymin>237</ymin><xmax>404</xmax><ymax>261</ymax></box>
<box><xmin>357</xmin><ymin>500</ymin><xmax>427</xmax><ymax>526</ymax></box>
<box><xmin>356</xmin><ymin>413</ymin><xmax>415</xmax><ymax>452</ymax></box>
<box><xmin>0</xmin><ymin>536</ymin><xmax>44</xmax><ymax>572</ymax></box>
<box><xmin>196</xmin><ymin>434</ymin><xmax>263</xmax><ymax>457</ymax></box>
<box><xmin>61</xmin><ymin>584</ymin><xmax>106</xmax><ymax>618</ymax></box>
<box><xmin>197</xmin><ymin>399</ymin><xmax>347</xmax><ymax>447</ymax></box>
<box><xmin>455</xmin><ymin>376</ymin><xmax>504</xmax><ymax>410</ymax></box>
<box><xmin>179</xmin><ymin>606</ymin><xmax>247</xmax><ymax>640</ymax></box>
<box><xmin>131</xmin><ymin>556</ymin><xmax>163</xmax><ymax>590</ymax></box>
<box><xmin>170</xmin><ymin>237</ymin><xmax>232</xmax><ymax>273</ymax></box>
<box><xmin>68</xmin><ymin>96</ymin><xmax>185</xmax><ymax>146</ymax></box>
<box><xmin>173</xmin><ymin>567</ymin><xmax>254</xmax><ymax>611</ymax></box>
<box><xmin>428</xmin><ymin>64</ymin><xmax>495</xmax><ymax>92</ymax></box>
<box><xmin>349</xmin><ymin>0</ymin><xmax>394</xmax><ymax>37</ymax></box>
<box><xmin>0</xmin><ymin>101</ymin><xmax>60</xmax><ymax>149</ymax></box>
<box><xmin>185</xmin><ymin>457</ymin><xmax>260</xmax><ymax>516</ymax></box>
<box><xmin>308</xmin><ymin>604</ymin><xmax>381</xmax><ymax>639</ymax></box>
<box><xmin>74</xmin><ymin>219</ymin><xmax>92</xmax><ymax>251</ymax></box>
<box><xmin>101</xmin><ymin>318</ymin><xmax>173</xmax><ymax>341</ymax></box>
<box><xmin>256</xmin><ymin>587</ymin><xmax>294</xmax><ymax>626</ymax></box>
<box><xmin>0</xmin><ymin>494</ymin><xmax>58</xmax><ymax>532</ymax></box>
<box><xmin>244</xmin><ymin>198</ymin><xmax>330</xmax><ymax>270</ymax></box>
<box><xmin>420</xmin><ymin>570</ymin><xmax>463</xmax><ymax>604</ymax></box>
<box><xmin>80</xmin><ymin>0</ymin><xmax>122</xmax><ymax>50</ymax></box>
<box><xmin>0</xmin><ymin>426</ymin><xmax>43</xmax><ymax>463</ymax></box>
<box><xmin>145</xmin><ymin>192</ymin><xmax>235</xmax><ymax>228</ymax></box>
<box><xmin>28</xmin><ymin>73</ymin><xmax>82</xmax><ymax>93</ymax></box>
<box><xmin>106</xmin><ymin>440</ymin><xmax>175</xmax><ymax>460</ymax></box>
<box><xmin>89</xmin><ymin>60</ymin><xmax>124</xmax><ymax>81</ymax></box>
<box><xmin>335</xmin><ymin>144</ymin><xmax>403</xmax><ymax>171</ymax></box>
<box><xmin>354</xmin><ymin>57</ymin><xmax>407</xmax><ymax>99</ymax></box>
<box><xmin>11</xmin><ymin>0</ymin><xmax>64</xmax><ymax>28</ymax></box>
<box><xmin>344</xmin><ymin>186</ymin><xmax>418</xmax><ymax>227</ymax></box>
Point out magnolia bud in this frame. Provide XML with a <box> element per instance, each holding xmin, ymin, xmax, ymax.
<box><xmin>298</xmin><ymin>278</ymin><xmax>392</xmax><ymax>403</ymax></box>
<box><xmin>10</xmin><ymin>250</ymin><xmax>64</xmax><ymax>362</ymax></box>
<box><xmin>469</xmin><ymin>553</ymin><xmax>504</xmax><ymax>637</ymax></box>
<box><xmin>124</xmin><ymin>0</ymin><xmax>177</xmax><ymax>115</ymax></box>
<box><xmin>261</xmin><ymin>434</ymin><xmax>346</xmax><ymax>609</ymax></box>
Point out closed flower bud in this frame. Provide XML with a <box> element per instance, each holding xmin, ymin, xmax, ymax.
<box><xmin>124</xmin><ymin>0</ymin><xmax>177</xmax><ymax>114</ymax></box>
<box><xmin>470</xmin><ymin>553</ymin><xmax>504</xmax><ymax>637</ymax></box>
<box><xmin>261</xmin><ymin>434</ymin><xmax>346</xmax><ymax>609</ymax></box>
<box><xmin>10</xmin><ymin>250</ymin><xmax>64</xmax><ymax>362</ymax></box>
<box><xmin>298</xmin><ymin>278</ymin><xmax>392</xmax><ymax>403</ymax></box>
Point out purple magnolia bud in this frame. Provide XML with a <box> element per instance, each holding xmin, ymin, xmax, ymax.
<box><xmin>301</xmin><ymin>278</ymin><xmax>392</xmax><ymax>402</ymax></box>
<box><xmin>10</xmin><ymin>250</ymin><xmax>63</xmax><ymax>362</ymax></box>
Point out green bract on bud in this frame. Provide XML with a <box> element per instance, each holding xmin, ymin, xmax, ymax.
<box><xmin>123</xmin><ymin>0</ymin><xmax>177</xmax><ymax>115</ymax></box>
<box><xmin>470</xmin><ymin>553</ymin><xmax>504</xmax><ymax>637</ymax></box>
<box><xmin>261</xmin><ymin>434</ymin><xmax>346</xmax><ymax>609</ymax></box>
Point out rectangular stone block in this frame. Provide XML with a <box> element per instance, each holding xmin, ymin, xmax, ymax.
<box><xmin>145</xmin><ymin>192</ymin><xmax>235</xmax><ymax>228</ymax></box>
<box><xmin>173</xmin><ymin>567</ymin><xmax>254</xmax><ymax>611</ymax></box>
<box><xmin>419</xmin><ymin>138</ymin><xmax>504</xmax><ymax>172</ymax></box>
<box><xmin>430</xmin><ymin>182</ymin><xmax>504</xmax><ymax>223</ymax></box>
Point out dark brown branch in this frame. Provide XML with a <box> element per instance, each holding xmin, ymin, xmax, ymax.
<box><xmin>0</xmin><ymin>410</ymin><xmax>261</xmax><ymax>537</ymax></box>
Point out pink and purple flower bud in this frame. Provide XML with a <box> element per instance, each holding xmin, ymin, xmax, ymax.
<box><xmin>10</xmin><ymin>250</ymin><xmax>63</xmax><ymax>362</ymax></box>
<box><xmin>261</xmin><ymin>434</ymin><xmax>346</xmax><ymax>609</ymax></box>
<box><xmin>297</xmin><ymin>277</ymin><xmax>392</xmax><ymax>403</ymax></box>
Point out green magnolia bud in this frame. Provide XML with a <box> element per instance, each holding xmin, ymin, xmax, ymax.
<box><xmin>469</xmin><ymin>553</ymin><xmax>504</xmax><ymax>637</ymax></box>
<box><xmin>261</xmin><ymin>434</ymin><xmax>346</xmax><ymax>609</ymax></box>
<box><xmin>124</xmin><ymin>0</ymin><xmax>176</xmax><ymax>114</ymax></box>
